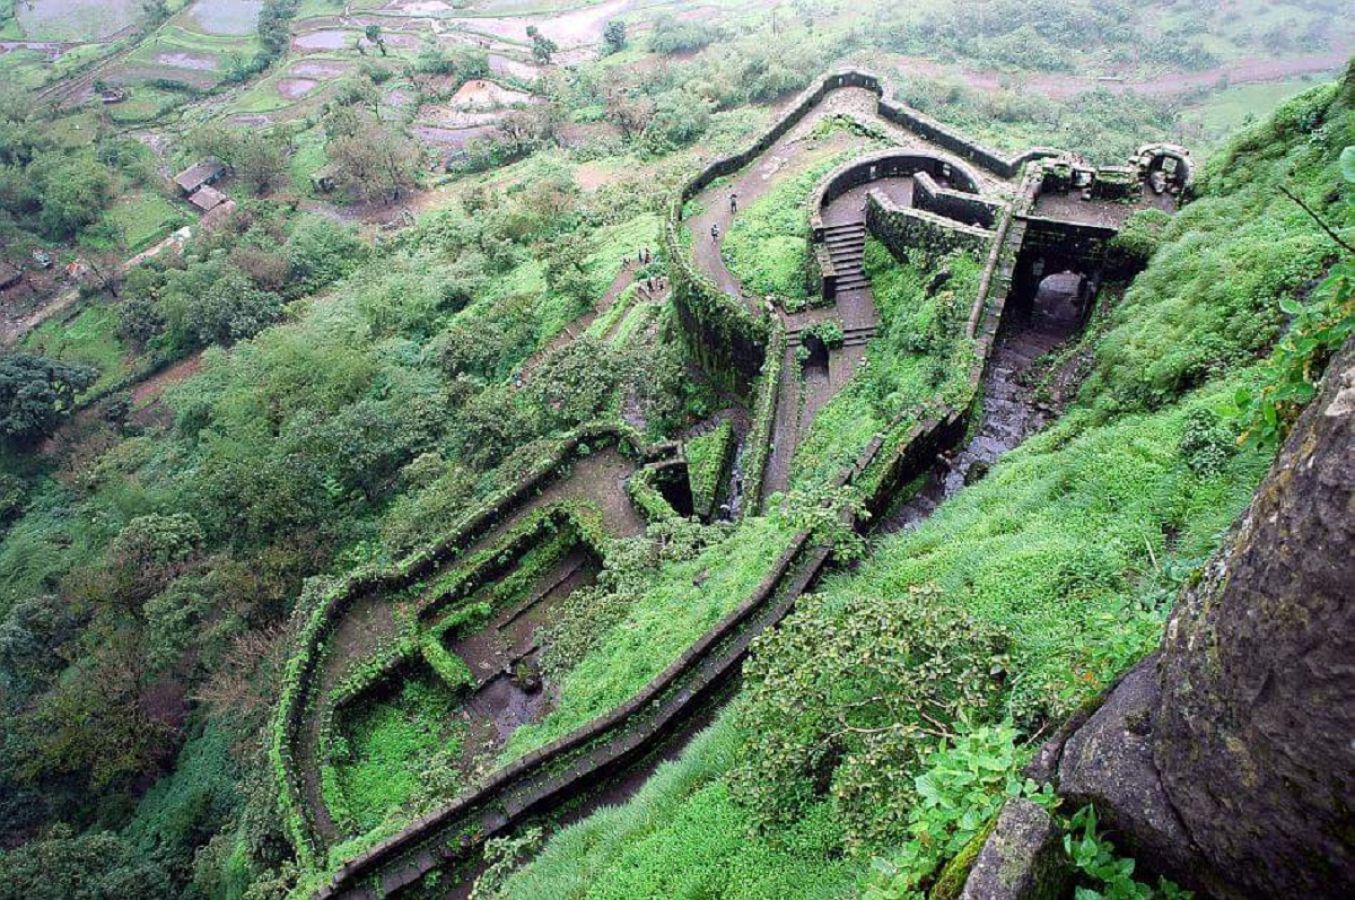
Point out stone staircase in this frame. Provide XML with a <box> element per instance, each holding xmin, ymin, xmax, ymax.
<box><xmin>822</xmin><ymin>222</ymin><xmax>869</xmax><ymax>293</ymax></box>
<box><xmin>785</xmin><ymin>323</ymin><xmax>879</xmax><ymax>348</ymax></box>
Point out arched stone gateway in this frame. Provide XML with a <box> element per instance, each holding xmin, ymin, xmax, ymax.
<box><xmin>1007</xmin><ymin>216</ymin><xmax>1115</xmax><ymax>325</ymax></box>
<box><xmin>1135</xmin><ymin>142</ymin><xmax>1194</xmax><ymax>196</ymax></box>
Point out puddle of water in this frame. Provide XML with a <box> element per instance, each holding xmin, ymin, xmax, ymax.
<box><xmin>290</xmin><ymin>60</ymin><xmax>349</xmax><ymax>78</ymax></box>
<box><xmin>154</xmin><ymin>51</ymin><xmax>218</xmax><ymax>71</ymax></box>
<box><xmin>276</xmin><ymin>78</ymin><xmax>319</xmax><ymax>100</ymax></box>
<box><xmin>466</xmin><ymin>669</ymin><xmax>552</xmax><ymax>742</ymax></box>
<box><xmin>293</xmin><ymin>29</ymin><xmax>353</xmax><ymax>51</ymax></box>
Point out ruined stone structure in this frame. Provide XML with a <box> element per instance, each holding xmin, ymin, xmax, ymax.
<box><xmin>287</xmin><ymin>68</ymin><xmax>1192</xmax><ymax>899</ymax></box>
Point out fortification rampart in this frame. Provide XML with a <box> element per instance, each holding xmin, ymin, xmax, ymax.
<box><xmin>300</xmin><ymin>67</ymin><xmax>1181</xmax><ymax>898</ymax></box>
<box><xmin>865</xmin><ymin>192</ymin><xmax>994</xmax><ymax>261</ymax></box>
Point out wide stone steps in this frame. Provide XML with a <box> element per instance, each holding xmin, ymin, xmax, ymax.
<box><xmin>786</xmin><ymin>325</ymin><xmax>878</xmax><ymax>347</ymax></box>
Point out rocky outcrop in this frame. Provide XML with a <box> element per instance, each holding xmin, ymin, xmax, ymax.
<box><xmin>1041</xmin><ymin>339</ymin><xmax>1355</xmax><ymax>898</ymax></box>
<box><xmin>1151</xmin><ymin>339</ymin><xmax>1355</xmax><ymax>898</ymax></box>
<box><xmin>960</xmin><ymin>798</ymin><xmax>1069</xmax><ymax>900</ymax></box>
<box><xmin>1055</xmin><ymin>655</ymin><xmax>1198</xmax><ymax>884</ymax></box>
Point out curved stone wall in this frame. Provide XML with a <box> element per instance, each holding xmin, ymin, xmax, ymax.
<box><xmin>300</xmin><ymin>65</ymin><xmax>1175</xmax><ymax>898</ymax></box>
<box><xmin>810</xmin><ymin>148</ymin><xmax>986</xmax><ymax>235</ymax></box>
<box><xmin>663</xmin><ymin>66</ymin><xmax>1058</xmax><ymax>395</ymax></box>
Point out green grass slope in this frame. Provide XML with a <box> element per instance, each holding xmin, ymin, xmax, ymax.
<box><xmin>493</xmin><ymin>66</ymin><xmax>1355</xmax><ymax>900</ymax></box>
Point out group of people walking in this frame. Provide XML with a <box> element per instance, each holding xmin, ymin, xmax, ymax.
<box><xmin>710</xmin><ymin>190</ymin><xmax>740</xmax><ymax>242</ymax></box>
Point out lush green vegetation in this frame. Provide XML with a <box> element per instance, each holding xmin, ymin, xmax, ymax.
<box><xmin>502</xmin><ymin>514</ymin><xmax>795</xmax><ymax>761</ymax></box>
<box><xmin>331</xmin><ymin>671</ymin><xmax>469</xmax><ymax>835</ymax></box>
<box><xmin>497</xmin><ymin>707</ymin><xmax>857</xmax><ymax>900</ymax></box>
<box><xmin>791</xmin><ymin>240</ymin><xmax>981</xmax><ymax>489</ymax></box>
<box><xmin>0</xmin><ymin>1</ymin><xmax>1348</xmax><ymax>897</ymax></box>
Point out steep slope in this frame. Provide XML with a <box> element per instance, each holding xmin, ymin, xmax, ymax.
<box><xmin>493</xmin><ymin>66</ymin><xmax>1355</xmax><ymax>900</ymax></box>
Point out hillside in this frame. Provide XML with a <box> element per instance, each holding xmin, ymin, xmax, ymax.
<box><xmin>0</xmin><ymin>3</ymin><xmax>1351</xmax><ymax>900</ymax></box>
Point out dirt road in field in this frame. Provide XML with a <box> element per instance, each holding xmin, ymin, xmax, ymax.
<box><xmin>893</xmin><ymin>48</ymin><xmax>1353</xmax><ymax>100</ymax></box>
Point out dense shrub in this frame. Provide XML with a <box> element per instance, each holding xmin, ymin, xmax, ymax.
<box><xmin>733</xmin><ymin>588</ymin><xmax>1009</xmax><ymax>852</ymax></box>
<box><xmin>0</xmin><ymin>354</ymin><xmax>98</xmax><ymax>441</ymax></box>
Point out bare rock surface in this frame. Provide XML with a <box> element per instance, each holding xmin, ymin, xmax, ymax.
<box><xmin>960</xmin><ymin>798</ymin><xmax>1069</xmax><ymax>900</ymax></box>
<box><xmin>1056</xmin><ymin>654</ymin><xmax>1198</xmax><ymax>884</ymax></box>
<box><xmin>1152</xmin><ymin>340</ymin><xmax>1355</xmax><ymax>898</ymax></box>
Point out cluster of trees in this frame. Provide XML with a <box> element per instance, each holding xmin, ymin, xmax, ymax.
<box><xmin>602</xmin><ymin>20</ymin><xmax>627</xmax><ymax>56</ymax></box>
<box><xmin>322</xmin><ymin>103</ymin><xmax>423</xmax><ymax>203</ymax></box>
<box><xmin>116</xmin><ymin>205</ymin><xmax>365</xmax><ymax>359</ymax></box>
<box><xmin>0</xmin><ymin>86</ymin><xmax>155</xmax><ymax>243</ymax></box>
<box><xmin>188</xmin><ymin>125</ymin><xmax>292</xmax><ymax>197</ymax></box>
<box><xmin>526</xmin><ymin>25</ymin><xmax>559</xmax><ymax>65</ymax></box>
<box><xmin>412</xmin><ymin>35</ymin><xmax>490</xmax><ymax>81</ymax></box>
<box><xmin>647</xmin><ymin>14</ymin><xmax>721</xmax><ymax>54</ymax></box>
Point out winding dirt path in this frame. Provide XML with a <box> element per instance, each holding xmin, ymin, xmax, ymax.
<box><xmin>892</xmin><ymin>49</ymin><xmax>1353</xmax><ymax>101</ymax></box>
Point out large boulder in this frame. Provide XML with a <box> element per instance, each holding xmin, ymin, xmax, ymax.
<box><xmin>1055</xmin><ymin>655</ymin><xmax>1199</xmax><ymax>885</ymax></box>
<box><xmin>1046</xmin><ymin>340</ymin><xmax>1355</xmax><ymax>897</ymax></box>
<box><xmin>1151</xmin><ymin>341</ymin><xmax>1355</xmax><ymax>898</ymax></box>
<box><xmin>959</xmin><ymin>798</ymin><xmax>1069</xmax><ymax>900</ymax></box>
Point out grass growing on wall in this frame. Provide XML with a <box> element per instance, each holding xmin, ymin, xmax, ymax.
<box><xmin>791</xmin><ymin>239</ymin><xmax>980</xmax><ymax>489</ymax></box>
<box><xmin>332</xmin><ymin>670</ymin><xmax>469</xmax><ymax>835</ymax></box>
<box><xmin>498</xmin><ymin>514</ymin><xmax>795</xmax><ymax>761</ymax></box>
<box><xmin>501</xmin><ymin>377</ymin><xmax>1270</xmax><ymax>896</ymax></box>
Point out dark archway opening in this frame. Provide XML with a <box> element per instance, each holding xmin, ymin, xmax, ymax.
<box><xmin>1008</xmin><ymin>251</ymin><xmax>1098</xmax><ymax>334</ymax></box>
<box><xmin>801</xmin><ymin>333</ymin><xmax>829</xmax><ymax>377</ymax></box>
<box><xmin>653</xmin><ymin>465</ymin><xmax>695</xmax><ymax>518</ymax></box>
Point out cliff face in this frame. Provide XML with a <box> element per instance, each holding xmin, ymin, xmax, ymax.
<box><xmin>1049</xmin><ymin>339</ymin><xmax>1355</xmax><ymax>898</ymax></box>
<box><xmin>1151</xmin><ymin>338</ymin><xmax>1355</xmax><ymax>898</ymax></box>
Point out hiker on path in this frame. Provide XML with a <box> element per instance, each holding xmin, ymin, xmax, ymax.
<box><xmin>711</xmin><ymin>223</ymin><xmax>720</xmax><ymax>241</ymax></box>
<box><xmin>730</xmin><ymin>192</ymin><xmax>738</xmax><ymax>214</ymax></box>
